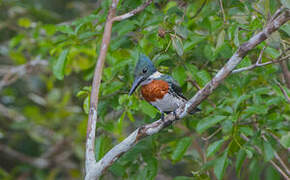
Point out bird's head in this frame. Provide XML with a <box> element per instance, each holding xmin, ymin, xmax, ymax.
<box><xmin>129</xmin><ymin>54</ymin><xmax>156</xmax><ymax>95</ymax></box>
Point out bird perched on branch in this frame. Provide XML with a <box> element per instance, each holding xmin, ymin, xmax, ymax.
<box><xmin>129</xmin><ymin>54</ymin><xmax>200</xmax><ymax>120</ymax></box>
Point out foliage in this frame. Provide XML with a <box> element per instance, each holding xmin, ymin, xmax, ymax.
<box><xmin>0</xmin><ymin>0</ymin><xmax>289</xmax><ymax>179</ymax></box>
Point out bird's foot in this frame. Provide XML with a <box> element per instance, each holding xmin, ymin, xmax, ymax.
<box><xmin>173</xmin><ymin>110</ymin><xmax>179</xmax><ymax>120</ymax></box>
<box><xmin>161</xmin><ymin>113</ymin><xmax>165</xmax><ymax>121</ymax></box>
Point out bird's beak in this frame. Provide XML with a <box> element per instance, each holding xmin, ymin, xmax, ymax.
<box><xmin>129</xmin><ymin>76</ymin><xmax>144</xmax><ymax>96</ymax></box>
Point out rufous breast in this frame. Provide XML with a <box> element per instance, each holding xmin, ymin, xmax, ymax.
<box><xmin>141</xmin><ymin>80</ymin><xmax>169</xmax><ymax>102</ymax></box>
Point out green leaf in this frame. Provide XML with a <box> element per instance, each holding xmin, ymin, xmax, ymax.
<box><xmin>102</xmin><ymin>81</ymin><xmax>123</xmax><ymax>95</ymax></box>
<box><xmin>233</xmin><ymin>95</ymin><xmax>251</xmax><ymax>112</ymax></box>
<box><xmin>265</xmin><ymin>47</ymin><xmax>280</xmax><ymax>59</ymax></box>
<box><xmin>171</xmin><ymin>34</ymin><xmax>184</xmax><ymax>56</ymax></box>
<box><xmin>53</xmin><ymin>49</ymin><xmax>69</xmax><ymax>80</ymax></box>
<box><xmin>280</xmin><ymin>133</ymin><xmax>290</xmax><ymax>149</ymax></box>
<box><xmin>263</xmin><ymin>140</ymin><xmax>275</xmax><ymax>161</ymax></box>
<box><xmin>127</xmin><ymin>111</ymin><xmax>135</xmax><ymax>122</ymax></box>
<box><xmin>206</xmin><ymin>139</ymin><xmax>225</xmax><ymax>157</ymax></box>
<box><xmin>234</xmin><ymin>27</ymin><xmax>240</xmax><ymax>46</ymax></box>
<box><xmin>236</xmin><ymin>149</ymin><xmax>246</xmax><ymax>176</ymax></box>
<box><xmin>174</xmin><ymin>25</ymin><xmax>188</xmax><ymax>39</ymax></box>
<box><xmin>18</xmin><ymin>17</ymin><xmax>31</xmax><ymax>28</ymax></box>
<box><xmin>281</xmin><ymin>0</ymin><xmax>290</xmax><ymax>8</ymax></box>
<box><xmin>196</xmin><ymin>70</ymin><xmax>211</xmax><ymax>86</ymax></box>
<box><xmin>214</xmin><ymin>150</ymin><xmax>228</xmax><ymax>180</ymax></box>
<box><xmin>143</xmin><ymin>156</ymin><xmax>158</xmax><ymax>180</ymax></box>
<box><xmin>115</xmin><ymin>112</ymin><xmax>126</xmax><ymax>136</ymax></box>
<box><xmin>203</xmin><ymin>45</ymin><xmax>215</xmax><ymax>61</ymax></box>
<box><xmin>173</xmin><ymin>176</ymin><xmax>192</xmax><ymax>180</ymax></box>
<box><xmin>56</xmin><ymin>25</ymin><xmax>74</xmax><ymax>35</ymax></box>
<box><xmin>139</xmin><ymin>101</ymin><xmax>158</xmax><ymax>118</ymax></box>
<box><xmin>245</xmin><ymin>105</ymin><xmax>268</xmax><ymax>115</ymax></box>
<box><xmin>240</xmin><ymin>127</ymin><xmax>254</xmax><ymax>136</ymax></box>
<box><xmin>280</xmin><ymin>23</ymin><xmax>290</xmax><ymax>36</ymax></box>
<box><xmin>171</xmin><ymin>137</ymin><xmax>192</xmax><ymax>161</ymax></box>
<box><xmin>83</xmin><ymin>95</ymin><xmax>90</xmax><ymax>114</ymax></box>
<box><xmin>172</xmin><ymin>66</ymin><xmax>187</xmax><ymax>86</ymax></box>
<box><xmin>216</xmin><ymin>30</ymin><xmax>225</xmax><ymax>49</ymax></box>
<box><xmin>184</xmin><ymin>35</ymin><xmax>205</xmax><ymax>52</ymax></box>
<box><xmin>109</xmin><ymin>162</ymin><xmax>126</xmax><ymax>177</ymax></box>
<box><xmin>196</xmin><ymin>115</ymin><xmax>226</xmax><ymax>133</ymax></box>
<box><xmin>236</xmin><ymin>56</ymin><xmax>251</xmax><ymax>69</ymax></box>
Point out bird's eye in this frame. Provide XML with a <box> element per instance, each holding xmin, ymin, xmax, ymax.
<box><xmin>143</xmin><ymin>67</ymin><xmax>148</xmax><ymax>73</ymax></box>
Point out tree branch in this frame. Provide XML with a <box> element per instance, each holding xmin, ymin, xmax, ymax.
<box><xmin>218</xmin><ymin>0</ymin><xmax>226</xmax><ymax>24</ymax></box>
<box><xmin>84</xmin><ymin>0</ymin><xmax>153</xmax><ymax>179</ymax></box>
<box><xmin>275</xmin><ymin>80</ymin><xmax>290</xmax><ymax>103</ymax></box>
<box><xmin>111</xmin><ymin>0</ymin><xmax>153</xmax><ymax>22</ymax></box>
<box><xmin>232</xmin><ymin>48</ymin><xmax>290</xmax><ymax>74</ymax></box>
<box><xmin>89</xmin><ymin>7</ymin><xmax>289</xmax><ymax>178</ymax></box>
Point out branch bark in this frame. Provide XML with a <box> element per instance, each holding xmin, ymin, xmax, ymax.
<box><xmin>111</xmin><ymin>0</ymin><xmax>153</xmax><ymax>22</ymax></box>
<box><xmin>84</xmin><ymin>1</ymin><xmax>153</xmax><ymax>179</ymax></box>
<box><xmin>88</xmin><ymin>7</ymin><xmax>289</xmax><ymax>178</ymax></box>
<box><xmin>232</xmin><ymin>48</ymin><xmax>290</xmax><ymax>74</ymax></box>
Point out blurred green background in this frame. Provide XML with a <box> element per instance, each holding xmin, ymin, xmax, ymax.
<box><xmin>0</xmin><ymin>0</ymin><xmax>289</xmax><ymax>179</ymax></box>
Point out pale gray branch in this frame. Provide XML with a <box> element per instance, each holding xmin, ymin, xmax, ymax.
<box><xmin>89</xmin><ymin>7</ymin><xmax>290</xmax><ymax>179</ymax></box>
<box><xmin>84</xmin><ymin>0</ymin><xmax>153</xmax><ymax>179</ymax></box>
<box><xmin>111</xmin><ymin>0</ymin><xmax>153</xmax><ymax>22</ymax></box>
<box><xmin>232</xmin><ymin>47</ymin><xmax>290</xmax><ymax>74</ymax></box>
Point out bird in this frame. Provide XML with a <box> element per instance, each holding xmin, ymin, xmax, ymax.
<box><xmin>129</xmin><ymin>54</ymin><xmax>200</xmax><ymax>121</ymax></box>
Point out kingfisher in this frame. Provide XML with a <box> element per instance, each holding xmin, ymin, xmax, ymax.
<box><xmin>129</xmin><ymin>54</ymin><xmax>199</xmax><ymax>120</ymax></box>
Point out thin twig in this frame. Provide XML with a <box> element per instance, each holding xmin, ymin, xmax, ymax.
<box><xmin>201</xmin><ymin>127</ymin><xmax>222</xmax><ymax>141</ymax></box>
<box><xmin>192</xmin><ymin>0</ymin><xmax>207</xmax><ymax>19</ymax></box>
<box><xmin>111</xmin><ymin>0</ymin><xmax>153</xmax><ymax>22</ymax></box>
<box><xmin>240</xmin><ymin>134</ymin><xmax>289</xmax><ymax>179</ymax></box>
<box><xmin>84</xmin><ymin>0</ymin><xmax>153</xmax><ymax>179</ymax></box>
<box><xmin>232</xmin><ymin>52</ymin><xmax>290</xmax><ymax>73</ymax></box>
<box><xmin>261</xmin><ymin>134</ymin><xmax>290</xmax><ymax>176</ymax></box>
<box><xmin>267</xmin><ymin>131</ymin><xmax>290</xmax><ymax>153</ymax></box>
<box><xmin>218</xmin><ymin>0</ymin><xmax>226</xmax><ymax>24</ymax></box>
<box><xmin>275</xmin><ymin>80</ymin><xmax>290</xmax><ymax>103</ymax></box>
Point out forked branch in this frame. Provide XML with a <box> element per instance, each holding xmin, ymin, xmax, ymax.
<box><xmin>88</xmin><ymin>7</ymin><xmax>289</xmax><ymax>179</ymax></box>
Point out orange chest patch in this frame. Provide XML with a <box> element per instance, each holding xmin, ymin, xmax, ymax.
<box><xmin>141</xmin><ymin>80</ymin><xmax>169</xmax><ymax>102</ymax></box>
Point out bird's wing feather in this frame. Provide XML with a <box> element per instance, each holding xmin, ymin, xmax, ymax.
<box><xmin>159</xmin><ymin>75</ymin><xmax>188</xmax><ymax>100</ymax></box>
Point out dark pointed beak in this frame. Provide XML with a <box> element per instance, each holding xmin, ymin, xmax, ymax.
<box><xmin>129</xmin><ymin>76</ymin><xmax>144</xmax><ymax>96</ymax></box>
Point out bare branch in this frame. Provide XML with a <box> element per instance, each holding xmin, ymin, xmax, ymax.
<box><xmin>275</xmin><ymin>80</ymin><xmax>290</xmax><ymax>103</ymax></box>
<box><xmin>85</xmin><ymin>0</ymin><xmax>153</xmax><ymax>179</ymax></box>
<box><xmin>232</xmin><ymin>49</ymin><xmax>290</xmax><ymax>74</ymax></box>
<box><xmin>201</xmin><ymin>127</ymin><xmax>222</xmax><ymax>141</ymax></box>
<box><xmin>192</xmin><ymin>0</ymin><xmax>207</xmax><ymax>19</ymax></box>
<box><xmin>85</xmin><ymin>1</ymin><xmax>118</xmax><ymax>179</ymax></box>
<box><xmin>111</xmin><ymin>0</ymin><xmax>153</xmax><ymax>22</ymax></box>
<box><xmin>89</xmin><ymin>8</ymin><xmax>290</xmax><ymax>178</ymax></box>
<box><xmin>280</xmin><ymin>60</ymin><xmax>290</xmax><ymax>89</ymax></box>
<box><xmin>218</xmin><ymin>0</ymin><xmax>226</xmax><ymax>24</ymax></box>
